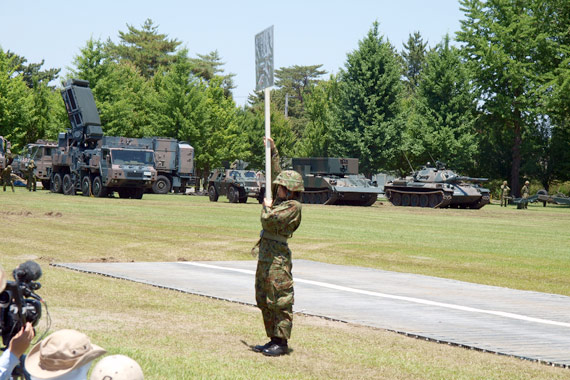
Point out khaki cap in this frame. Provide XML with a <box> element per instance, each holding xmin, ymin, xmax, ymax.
<box><xmin>25</xmin><ymin>329</ymin><xmax>106</xmax><ymax>379</ymax></box>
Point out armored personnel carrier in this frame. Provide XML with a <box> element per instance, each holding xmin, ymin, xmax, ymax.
<box><xmin>207</xmin><ymin>160</ymin><xmax>265</xmax><ymax>203</ymax></box>
<box><xmin>384</xmin><ymin>162</ymin><xmax>490</xmax><ymax>209</ymax></box>
<box><xmin>291</xmin><ymin>157</ymin><xmax>382</xmax><ymax>206</ymax></box>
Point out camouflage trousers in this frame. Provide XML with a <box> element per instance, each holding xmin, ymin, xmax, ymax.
<box><xmin>255</xmin><ymin>244</ymin><xmax>294</xmax><ymax>340</ymax></box>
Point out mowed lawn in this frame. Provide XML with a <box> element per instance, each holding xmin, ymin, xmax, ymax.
<box><xmin>1</xmin><ymin>190</ymin><xmax>569</xmax><ymax>379</ymax></box>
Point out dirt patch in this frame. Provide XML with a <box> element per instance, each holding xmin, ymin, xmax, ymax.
<box><xmin>44</xmin><ymin>211</ymin><xmax>63</xmax><ymax>217</ymax></box>
<box><xmin>87</xmin><ymin>257</ymin><xmax>134</xmax><ymax>263</ymax></box>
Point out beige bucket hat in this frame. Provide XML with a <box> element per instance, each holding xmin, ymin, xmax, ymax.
<box><xmin>0</xmin><ymin>265</ymin><xmax>6</xmax><ymax>293</ymax></box>
<box><xmin>25</xmin><ymin>329</ymin><xmax>106</xmax><ymax>379</ymax></box>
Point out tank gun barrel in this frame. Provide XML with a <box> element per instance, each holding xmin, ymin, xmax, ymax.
<box><xmin>445</xmin><ymin>176</ymin><xmax>488</xmax><ymax>183</ymax></box>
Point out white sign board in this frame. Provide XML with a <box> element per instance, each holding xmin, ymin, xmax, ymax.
<box><xmin>255</xmin><ymin>26</ymin><xmax>274</xmax><ymax>91</ymax></box>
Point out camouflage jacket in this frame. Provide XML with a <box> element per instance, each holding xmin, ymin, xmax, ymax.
<box><xmin>521</xmin><ymin>185</ymin><xmax>530</xmax><ymax>197</ymax></box>
<box><xmin>254</xmin><ymin>146</ymin><xmax>302</xmax><ymax>262</ymax></box>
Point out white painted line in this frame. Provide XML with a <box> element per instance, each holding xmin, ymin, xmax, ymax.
<box><xmin>181</xmin><ymin>262</ymin><xmax>570</xmax><ymax>329</ymax></box>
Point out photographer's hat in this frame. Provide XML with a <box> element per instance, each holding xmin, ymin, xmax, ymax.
<box><xmin>25</xmin><ymin>329</ymin><xmax>106</xmax><ymax>379</ymax></box>
<box><xmin>0</xmin><ymin>265</ymin><xmax>5</xmax><ymax>292</ymax></box>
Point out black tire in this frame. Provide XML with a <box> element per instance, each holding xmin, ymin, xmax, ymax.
<box><xmin>92</xmin><ymin>176</ymin><xmax>107</xmax><ymax>198</ymax></box>
<box><xmin>63</xmin><ymin>174</ymin><xmax>75</xmax><ymax>195</ymax></box>
<box><xmin>52</xmin><ymin>173</ymin><xmax>63</xmax><ymax>193</ymax></box>
<box><xmin>132</xmin><ymin>188</ymin><xmax>144</xmax><ymax>199</ymax></box>
<box><xmin>81</xmin><ymin>176</ymin><xmax>91</xmax><ymax>197</ymax></box>
<box><xmin>228</xmin><ymin>186</ymin><xmax>239</xmax><ymax>203</ymax></box>
<box><xmin>239</xmin><ymin>196</ymin><xmax>247</xmax><ymax>203</ymax></box>
<box><xmin>420</xmin><ymin>194</ymin><xmax>429</xmax><ymax>207</ymax></box>
<box><xmin>152</xmin><ymin>175</ymin><xmax>171</xmax><ymax>194</ymax></box>
<box><xmin>402</xmin><ymin>193</ymin><xmax>411</xmax><ymax>206</ymax></box>
<box><xmin>41</xmin><ymin>179</ymin><xmax>50</xmax><ymax>189</ymax></box>
<box><xmin>208</xmin><ymin>185</ymin><xmax>218</xmax><ymax>202</ymax></box>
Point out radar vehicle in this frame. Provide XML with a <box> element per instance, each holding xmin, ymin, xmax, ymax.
<box><xmin>384</xmin><ymin>161</ymin><xmax>490</xmax><ymax>209</ymax></box>
<box><xmin>292</xmin><ymin>157</ymin><xmax>382</xmax><ymax>206</ymax></box>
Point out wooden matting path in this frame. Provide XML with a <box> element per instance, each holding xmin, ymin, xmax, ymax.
<box><xmin>53</xmin><ymin>260</ymin><xmax>570</xmax><ymax>367</ymax></box>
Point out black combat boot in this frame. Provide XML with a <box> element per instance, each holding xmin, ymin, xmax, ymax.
<box><xmin>253</xmin><ymin>337</ymin><xmax>278</xmax><ymax>353</ymax></box>
<box><xmin>262</xmin><ymin>338</ymin><xmax>288</xmax><ymax>356</ymax></box>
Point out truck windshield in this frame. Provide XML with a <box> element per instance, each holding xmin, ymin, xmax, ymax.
<box><xmin>111</xmin><ymin>149</ymin><xmax>154</xmax><ymax>166</ymax></box>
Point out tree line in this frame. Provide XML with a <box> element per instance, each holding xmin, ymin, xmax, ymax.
<box><xmin>0</xmin><ymin>1</ymin><xmax>568</xmax><ymax>196</ymax></box>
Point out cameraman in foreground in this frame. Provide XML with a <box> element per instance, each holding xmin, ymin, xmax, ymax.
<box><xmin>0</xmin><ymin>266</ymin><xmax>35</xmax><ymax>380</ymax></box>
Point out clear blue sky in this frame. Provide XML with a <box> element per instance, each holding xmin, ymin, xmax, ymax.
<box><xmin>0</xmin><ymin>0</ymin><xmax>463</xmax><ymax>105</ymax></box>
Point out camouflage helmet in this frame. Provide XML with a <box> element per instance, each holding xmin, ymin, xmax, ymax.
<box><xmin>273</xmin><ymin>170</ymin><xmax>304</xmax><ymax>192</ymax></box>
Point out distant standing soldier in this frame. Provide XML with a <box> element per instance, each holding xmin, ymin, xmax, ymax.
<box><xmin>500</xmin><ymin>180</ymin><xmax>510</xmax><ymax>207</ymax></box>
<box><xmin>521</xmin><ymin>180</ymin><xmax>530</xmax><ymax>209</ymax></box>
<box><xmin>2</xmin><ymin>165</ymin><xmax>15</xmax><ymax>192</ymax></box>
<box><xmin>252</xmin><ymin>137</ymin><xmax>304</xmax><ymax>357</ymax></box>
<box><xmin>26</xmin><ymin>159</ymin><xmax>37</xmax><ymax>192</ymax></box>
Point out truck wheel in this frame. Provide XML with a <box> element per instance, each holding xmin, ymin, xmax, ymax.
<box><xmin>92</xmin><ymin>176</ymin><xmax>108</xmax><ymax>198</ymax></box>
<box><xmin>41</xmin><ymin>180</ymin><xmax>50</xmax><ymax>190</ymax></box>
<box><xmin>63</xmin><ymin>174</ymin><xmax>75</xmax><ymax>195</ymax></box>
<box><xmin>239</xmin><ymin>196</ymin><xmax>247</xmax><ymax>203</ymax></box>
<box><xmin>228</xmin><ymin>186</ymin><xmax>239</xmax><ymax>203</ymax></box>
<box><xmin>208</xmin><ymin>185</ymin><xmax>218</xmax><ymax>202</ymax></box>
<box><xmin>132</xmin><ymin>189</ymin><xmax>144</xmax><ymax>199</ymax></box>
<box><xmin>52</xmin><ymin>173</ymin><xmax>63</xmax><ymax>193</ymax></box>
<box><xmin>152</xmin><ymin>175</ymin><xmax>171</xmax><ymax>194</ymax></box>
<box><xmin>81</xmin><ymin>176</ymin><xmax>91</xmax><ymax>197</ymax></box>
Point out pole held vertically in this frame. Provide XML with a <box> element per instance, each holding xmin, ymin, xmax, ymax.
<box><xmin>264</xmin><ymin>87</ymin><xmax>272</xmax><ymax>202</ymax></box>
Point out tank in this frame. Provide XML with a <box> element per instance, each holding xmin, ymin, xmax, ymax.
<box><xmin>384</xmin><ymin>161</ymin><xmax>490</xmax><ymax>209</ymax></box>
<box><xmin>291</xmin><ymin>157</ymin><xmax>382</xmax><ymax>206</ymax></box>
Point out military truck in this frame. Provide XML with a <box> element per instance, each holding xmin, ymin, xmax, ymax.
<box><xmin>292</xmin><ymin>157</ymin><xmax>382</xmax><ymax>206</ymax></box>
<box><xmin>50</xmin><ymin>79</ymin><xmax>156</xmax><ymax>199</ymax></box>
<box><xmin>208</xmin><ymin>161</ymin><xmax>265</xmax><ymax>203</ymax></box>
<box><xmin>9</xmin><ymin>140</ymin><xmax>57</xmax><ymax>189</ymax></box>
<box><xmin>0</xmin><ymin>136</ymin><xmax>11</xmax><ymax>170</ymax></box>
<box><xmin>103</xmin><ymin>136</ymin><xmax>194</xmax><ymax>194</ymax></box>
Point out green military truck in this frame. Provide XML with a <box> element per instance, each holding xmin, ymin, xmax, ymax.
<box><xmin>9</xmin><ymin>140</ymin><xmax>57</xmax><ymax>189</ymax></box>
<box><xmin>102</xmin><ymin>136</ymin><xmax>195</xmax><ymax>194</ymax></box>
<box><xmin>50</xmin><ymin>79</ymin><xmax>156</xmax><ymax>199</ymax></box>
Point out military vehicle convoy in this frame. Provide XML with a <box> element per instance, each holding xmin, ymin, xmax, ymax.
<box><xmin>291</xmin><ymin>157</ymin><xmax>382</xmax><ymax>206</ymax></box>
<box><xmin>50</xmin><ymin>79</ymin><xmax>156</xmax><ymax>199</ymax></box>
<box><xmin>384</xmin><ymin>161</ymin><xmax>490</xmax><ymax>209</ymax></box>
<box><xmin>103</xmin><ymin>136</ymin><xmax>194</xmax><ymax>194</ymax></box>
<box><xmin>208</xmin><ymin>161</ymin><xmax>265</xmax><ymax>203</ymax></box>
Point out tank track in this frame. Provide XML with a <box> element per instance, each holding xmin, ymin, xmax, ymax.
<box><xmin>301</xmin><ymin>190</ymin><xmax>377</xmax><ymax>206</ymax></box>
<box><xmin>385</xmin><ymin>189</ymin><xmax>452</xmax><ymax>208</ymax></box>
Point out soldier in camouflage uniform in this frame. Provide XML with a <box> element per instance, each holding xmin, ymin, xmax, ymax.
<box><xmin>500</xmin><ymin>180</ymin><xmax>510</xmax><ymax>207</ymax></box>
<box><xmin>26</xmin><ymin>159</ymin><xmax>37</xmax><ymax>192</ymax></box>
<box><xmin>252</xmin><ymin>137</ymin><xmax>303</xmax><ymax>357</ymax></box>
<box><xmin>2</xmin><ymin>165</ymin><xmax>15</xmax><ymax>192</ymax></box>
<box><xmin>520</xmin><ymin>180</ymin><xmax>530</xmax><ymax>209</ymax></box>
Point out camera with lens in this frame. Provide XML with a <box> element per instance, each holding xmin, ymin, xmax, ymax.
<box><xmin>0</xmin><ymin>261</ymin><xmax>43</xmax><ymax>347</ymax></box>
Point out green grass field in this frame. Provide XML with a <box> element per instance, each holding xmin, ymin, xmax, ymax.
<box><xmin>1</xmin><ymin>189</ymin><xmax>569</xmax><ymax>379</ymax></box>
